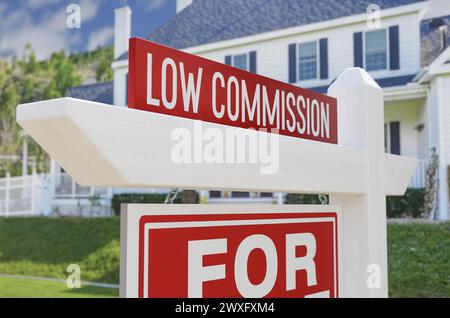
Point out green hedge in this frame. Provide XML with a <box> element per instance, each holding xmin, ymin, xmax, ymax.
<box><xmin>111</xmin><ymin>192</ymin><xmax>199</xmax><ymax>216</ymax></box>
<box><xmin>285</xmin><ymin>189</ymin><xmax>426</xmax><ymax>218</ymax></box>
<box><xmin>284</xmin><ymin>193</ymin><xmax>325</xmax><ymax>205</ymax></box>
<box><xmin>386</xmin><ymin>188</ymin><xmax>425</xmax><ymax>218</ymax></box>
<box><xmin>0</xmin><ymin>217</ymin><xmax>120</xmax><ymax>284</ymax></box>
<box><xmin>111</xmin><ymin>193</ymin><xmax>172</xmax><ymax>216</ymax></box>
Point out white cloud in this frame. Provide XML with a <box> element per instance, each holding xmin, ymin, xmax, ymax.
<box><xmin>0</xmin><ymin>2</ymin><xmax>7</xmax><ymax>16</ymax></box>
<box><xmin>27</xmin><ymin>0</ymin><xmax>62</xmax><ymax>10</ymax></box>
<box><xmin>80</xmin><ymin>0</ymin><xmax>100</xmax><ymax>22</ymax></box>
<box><xmin>146</xmin><ymin>0</ymin><xmax>168</xmax><ymax>11</ymax></box>
<box><xmin>87</xmin><ymin>26</ymin><xmax>114</xmax><ymax>51</ymax></box>
<box><xmin>0</xmin><ymin>0</ymin><xmax>102</xmax><ymax>60</ymax></box>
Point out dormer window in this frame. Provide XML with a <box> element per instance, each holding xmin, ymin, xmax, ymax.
<box><xmin>365</xmin><ymin>29</ymin><xmax>388</xmax><ymax>71</ymax></box>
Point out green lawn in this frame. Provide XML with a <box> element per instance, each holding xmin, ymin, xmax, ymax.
<box><xmin>0</xmin><ymin>276</ymin><xmax>118</xmax><ymax>298</ymax></box>
<box><xmin>0</xmin><ymin>217</ymin><xmax>448</xmax><ymax>298</ymax></box>
<box><xmin>387</xmin><ymin>221</ymin><xmax>450</xmax><ymax>297</ymax></box>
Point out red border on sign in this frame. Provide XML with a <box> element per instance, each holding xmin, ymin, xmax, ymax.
<box><xmin>137</xmin><ymin>212</ymin><xmax>338</xmax><ymax>298</ymax></box>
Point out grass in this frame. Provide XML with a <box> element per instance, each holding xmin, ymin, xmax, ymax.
<box><xmin>387</xmin><ymin>221</ymin><xmax>450</xmax><ymax>297</ymax></box>
<box><xmin>0</xmin><ymin>276</ymin><xmax>118</xmax><ymax>298</ymax></box>
<box><xmin>0</xmin><ymin>217</ymin><xmax>448</xmax><ymax>297</ymax></box>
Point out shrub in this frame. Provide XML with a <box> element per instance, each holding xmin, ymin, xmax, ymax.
<box><xmin>284</xmin><ymin>193</ymin><xmax>327</xmax><ymax>205</ymax></box>
<box><xmin>111</xmin><ymin>192</ymin><xmax>199</xmax><ymax>216</ymax></box>
<box><xmin>386</xmin><ymin>188</ymin><xmax>425</xmax><ymax>218</ymax></box>
<box><xmin>285</xmin><ymin>189</ymin><xmax>426</xmax><ymax>219</ymax></box>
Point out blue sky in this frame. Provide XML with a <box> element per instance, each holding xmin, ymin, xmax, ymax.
<box><xmin>0</xmin><ymin>0</ymin><xmax>176</xmax><ymax>60</ymax></box>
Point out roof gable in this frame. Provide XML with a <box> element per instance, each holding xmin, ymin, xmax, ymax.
<box><xmin>421</xmin><ymin>15</ymin><xmax>450</xmax><ymax>66</ymax></box>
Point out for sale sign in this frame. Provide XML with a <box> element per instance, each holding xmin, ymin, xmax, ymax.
<box><xmin>120</xmin><ymin>205</ymin><xmax>341</xmax><ymax>298</ymax></box>
<box><xmin>128</xmin><ymin>38</ymin><xmax>338</xmax><ymax>144</ymax></box>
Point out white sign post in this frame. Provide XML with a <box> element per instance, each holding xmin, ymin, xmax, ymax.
<box><xmin>16</xmin><ymin>67</ymin><xmax>417</xmax><ymax>298</ymax></box>
<box><xmin>328</xmin><ymin>68</ymin><xmax>389</xmax><ymax>297</ymax></box>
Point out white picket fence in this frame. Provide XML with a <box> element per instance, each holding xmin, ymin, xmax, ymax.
<box><xmin>0</xmin><ymin>173</ymin><xmax>47</xmax><ymax>216</ymax></box>
<box><xmin>0</xmin><ymin>173</ymin><xmax>113</xmax><ymax>217</ymax></box>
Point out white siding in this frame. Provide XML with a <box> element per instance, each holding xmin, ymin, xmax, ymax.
<box><xmin>416</xmin><ymin>98</ymin><xmax>429</xmax><ymax>159</ymax></box>
<box><xmin>439</xmin><ymin>76</ymin><xmax>450</xmax><ymax>160</ymax></box>
<box><xmin>384</xmin><ymin>100</ymin><xmax>423</xmax><ymax>158</ymax></box>
<box><xmin>196</xmin><ymin>12</ymin><xmax>422</xmax><ymax>88</ymax></box>
<box><xmin>429</xmin><ymin>74</ymin><xmax>450</xmax><ymax>220</ymax></box>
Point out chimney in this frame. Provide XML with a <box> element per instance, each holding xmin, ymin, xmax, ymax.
<box><xmin>176</xmin><ymin>0</ymin><xmax>193</xmax><ymax>13</ymax></box>
<box><xmin>114</xmin><ymin>5</ymin><xmax>132</xmax><ymax>59</ymax></box>
<box><xmin>439</xmin><ymin>25</ymin><xmax>448</xmax><ymax>51</ymax></box>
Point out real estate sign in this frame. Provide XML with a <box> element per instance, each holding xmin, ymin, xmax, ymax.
<box><xmin>120</xmin><ymin>205</ymin><xmax>341</xmax><ymax>298</ymax></box>
<box><xmin>128</xmin><ymin>38</ymin><xmax>338</xmax><ymax>144</ymax></box>
<box><xmin>17</xmin><ymin>37</ymin><xmax>417</xmax><ymax>298</ymax></box>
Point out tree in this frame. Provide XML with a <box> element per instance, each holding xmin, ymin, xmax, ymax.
<box><xmin>0</xmin><ymin>44</ymin><xmax>114</xmax><ymax>177</ymax></box>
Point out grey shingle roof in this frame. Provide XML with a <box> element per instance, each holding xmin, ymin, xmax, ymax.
<box><xmin>117</xmin><ymin>0</ymin><xmax>425</xmax><ymax>61</ymax></box>
<box><xmin>151</xmin><ymin>0</ymin><xmax>425</xmax><ymax>48</ymax></box>
<box><xmin>66</xmin><ymin>81</ymin><xmax>113</xmax><ymax>104</ymax></box>
<box><xmin>420</xmin><ymin>15</ymin><xmax>450</xmax><ymax>66</ymax></box>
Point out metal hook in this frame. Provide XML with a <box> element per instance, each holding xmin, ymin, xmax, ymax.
<box><xmin>318</xmin><ymin>193</ymin><xmax>328</xmax><ymax>205</ymax></box>
<box><xmin>165</xmin><ymin>188</ymin><xmax>181</xmax><ymax>204</ymax></box>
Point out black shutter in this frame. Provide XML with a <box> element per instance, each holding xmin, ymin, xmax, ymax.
<box><xmin>319</xmin><ymin>38</ymin><xmax>328</xmax><ymax>79</ymax></box>
<box><xmin>288</xmin><ymin>43</ymin><xmax>297</xmax><ymax>83</ymax></box>
<box><xmin>390</xmin><ymin>121</ymin><xmax>401</xmax><ymax>155</ymax></box>
<box><xmin>389</xmin><ymin>25</ymin><xmax>400</xmax><ymax>70</ymax></box>
<box><xmin>353</xmin><ymin>32</ymin><xmax>363</xmax><ymax>68</ymax></box>
<box><xmin>249</xmin><ymin>51</ymin><xmax>257</xmax><ymax>73</ymax></box>
<box><xmin>224</xmin><ymin>55</ymin><xmax>232</xmax><ymax>65</ymax></box>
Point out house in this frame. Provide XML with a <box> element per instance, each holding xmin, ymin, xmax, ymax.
<box><xmin>63</xmin><ymin>0</ymin><xmax>450</xmax><ymax>218</ymax></box>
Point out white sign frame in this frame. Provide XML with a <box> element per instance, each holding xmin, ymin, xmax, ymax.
<box><xmin>120</xmin><ymin>204</ymin><xmax>343</xmax><ymax>298</ymax></box>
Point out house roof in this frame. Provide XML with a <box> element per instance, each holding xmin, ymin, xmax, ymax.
<box><xmin>115</xmin><ymin>0</ymin><xmax>425</xmax><ymax>62</ymax></box>
<box><xmin>66</xmin><ymin>81</ymin><xmax>113</xmax><ymax>104</ymax></box>
<box><xmin>421</xmin><ymin>15</ymin><xmax>450</xmax><ymax>66</ymax></box>
<box><xmin>152</xmin><ymin>0</ymin><xmax>426</xmax><ymax>48</ymax></box>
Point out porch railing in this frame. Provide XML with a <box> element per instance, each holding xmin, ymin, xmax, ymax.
<box><xmin>408</xmin><ymin>159</ymin><xmax>428</xmax><ymax>189</ymax></box>
<box><xmin>54</xmin><ymin>173</ymin><xmax>111</xmax><ymax>199</ymax></box>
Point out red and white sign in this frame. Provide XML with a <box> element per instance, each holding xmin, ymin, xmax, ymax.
<box><xmin>128</xmin><ymin>38</ymin><xmax>338</xmax><ymax>144</ymax></box>
<box><xmin>120</xmin><ymin>205</ymin><xmax>341</xmax><ymax>298</ymax></box>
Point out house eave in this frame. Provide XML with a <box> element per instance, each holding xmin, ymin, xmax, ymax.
<box><xmin>383</xmin><ymin>83</ymin><xmax>427</xmax><ymax>102</ymax></box>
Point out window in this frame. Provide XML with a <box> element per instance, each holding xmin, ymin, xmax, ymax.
<box><xmin>365</xmin><ymin>29</ymin><xmax>388</xmax><ymax>71</ymax></box>
<box><xmin>298</xmin><ymin>41</ymin><xmax>318</xmax><ymax>81</ymax></box>
<box><xmin>233</xmin><ymin>53</ymin><xmax>248</xmax><ymax>71</ymax></box>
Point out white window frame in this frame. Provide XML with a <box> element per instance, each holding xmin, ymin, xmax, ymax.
<box><xmin>364</xmin><ymin>28</ymin><xmax>390</xmax><ymax>72</ymax></box>
<box><xmin>232</xmin><ymin>53</ymin><xmax>250</xmax><ymax>71</ymax></box>
<box><xmin>297</xmin><ymin>40</ymin><xmax>320</xmax><ymax>82</ymax></box>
